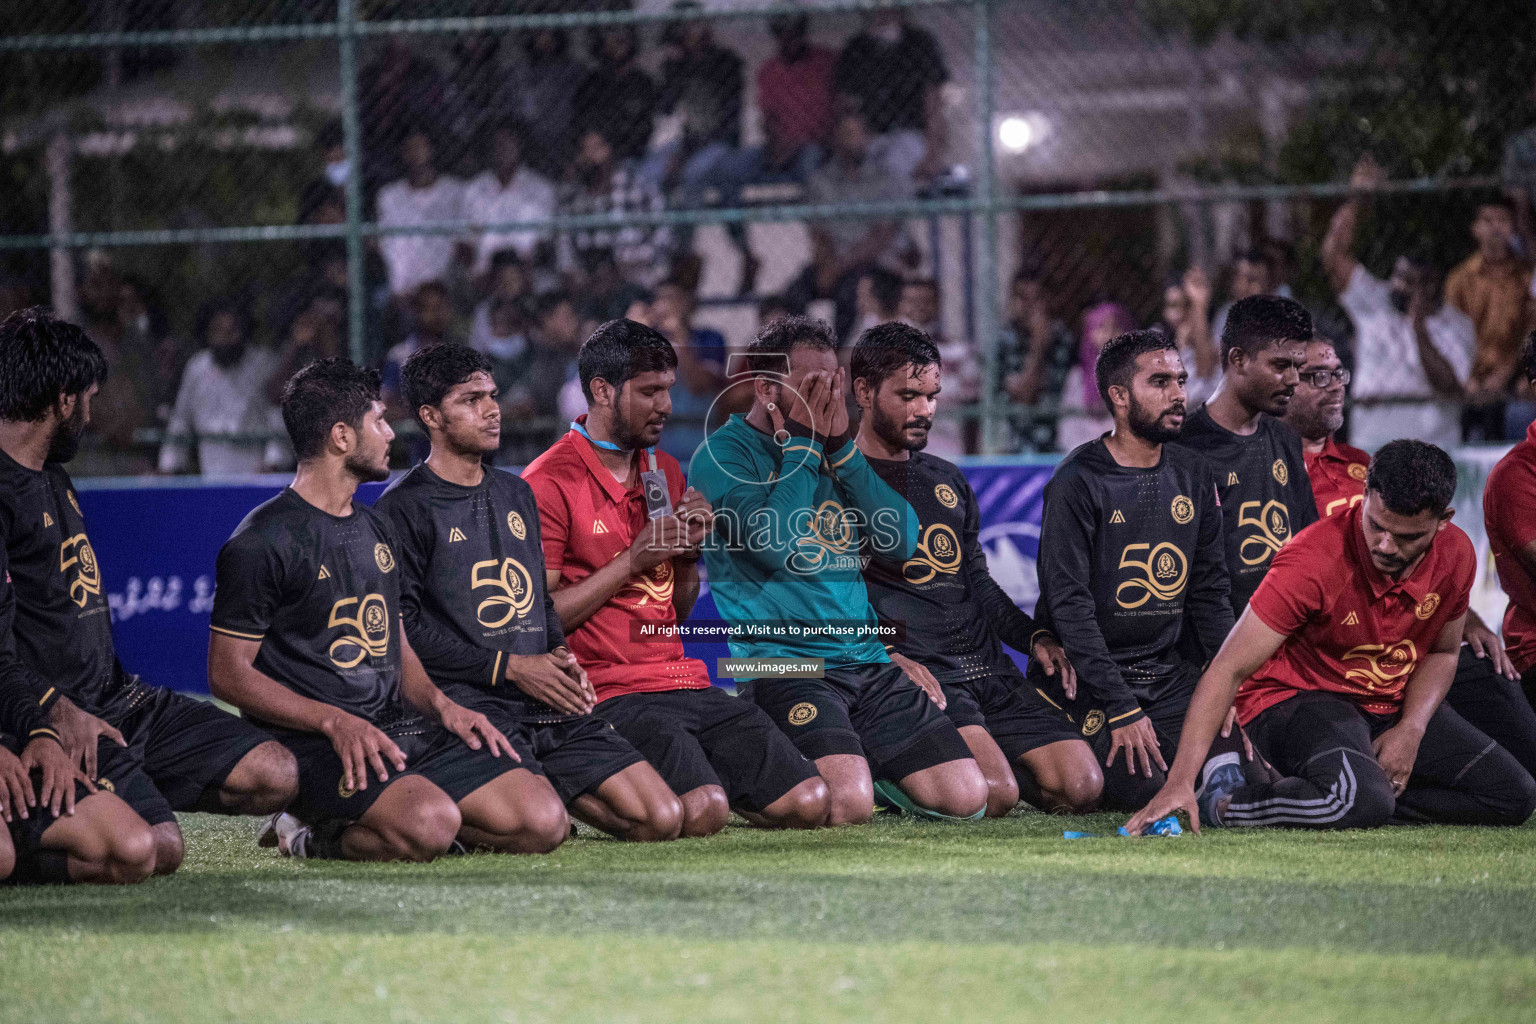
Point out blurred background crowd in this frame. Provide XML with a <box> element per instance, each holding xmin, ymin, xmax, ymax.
<box><xmin>1</xmin><ymin>0</ymin><xmax>1532</xmax><ymax>474</ymax></box>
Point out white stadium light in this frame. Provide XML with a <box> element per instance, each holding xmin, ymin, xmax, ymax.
<box><xmin>998</xmin><ymin>115</ymin><xmax>1034</xmax><ymax>153</ymax></box>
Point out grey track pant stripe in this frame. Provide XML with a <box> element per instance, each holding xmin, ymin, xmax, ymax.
<box><xmin>1221</xmin><ymin>750</ymin><xmax>1362</xmax><ymax>826</ymax></box>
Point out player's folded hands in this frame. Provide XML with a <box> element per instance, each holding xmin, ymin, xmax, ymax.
<box><xmin>22</xmin><ymin>734</ymin><xmax>90</xmax><ymax>817</ymax></box>
<box><xmin>439</xmin><ymin>703</ymin><xmax>519</xmax><ymax>761</ymax></box>
<box><xmin>322</xmin><ymin>712</ymin><xmax>407</xmax><ymax>792</ymax></box>
<box><xmin>0</xmin><ymin>743</ymin><xmax>34</xmax><ymax>823</ymax></box>
<box><xmin>628</xmin><ymin>516</ymin><xmax>695</xmax><ymax>573</ymax></box>
<box><xmin>507</xmin><ymin>652</ymin><xmax>595</xmax><ymax>716</ymax></box>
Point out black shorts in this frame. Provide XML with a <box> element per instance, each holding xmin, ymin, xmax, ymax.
<box><xmin>277</xmin><ymin>716</ymin><xmax>518</xmax><ymax>827</ymax></box>
<box><xmin>2</xmin><ymin>734</ymin><xmax>165</xmax><ymax>881</ymax></box>
<box><xmin>597</xmin><ymin>686</ymin><xmax>819</xmax><ymax>813</ymax></box>
<box><xmin>1032</xmin><ymin>662</ymin><xmax>1203</xmax><ymax>812</ymax></box>
<box><xmin>444</xmin><ymin>684</ymin><xmax>646</xmax><ymax>805</ymax></box>
<box><xmin>107</xmin><ymin>681</ymin><xmax>272</xmax><ymax>815</ymax></box>
<box><xmin>942</xmin><ymin>674</ymin><xmax>1083</xmax><ymax>762</ymax></box>
<box><xmin>744</xmin><ymin>662</ymin><xmax>971</xmax><ymax>782</ymax></box>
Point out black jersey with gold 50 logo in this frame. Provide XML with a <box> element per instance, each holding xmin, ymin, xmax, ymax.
<box><xmin>862</xmin><ymin>452</ymin><xmax>1044</xmax><ymax>684</ymax></box>
<box><xmin>375</xmin><ymin>463</ymin><xmax>573</xmax><ymax>722</ymax></box>
<box><xmin>0</xmin><ymin>449</ymin><xmax>121</xmax><ymax>712</ymax></box>
<box><xmin>1173</xmin><ymin>405</ymin><xmax>1317</xmax><ymax>617</ymax></box>
<box><xmin>212</xmin><ymin>488</ymin><xmax>405</xmax><ymax>728</ymax></box>
<box><xmin>1037</xmin><ymin>439</ymin><xmax>1234</xmax><ymax>724</ymax></box>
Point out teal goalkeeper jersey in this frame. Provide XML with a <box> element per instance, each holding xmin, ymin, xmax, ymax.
<box><xmin>689</xmin><ymin>414</ymin><xmax>918</xmax><ymax>666</ymax></box>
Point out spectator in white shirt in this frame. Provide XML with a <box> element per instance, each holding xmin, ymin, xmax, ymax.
<box><xmin>898</xmin><ymin>277</ymin><xmax>976</xmax><ymax>456</ymax></box>
<box><xmin>158</xmin><ymin>300</ymin><xmax>283</xmax><ymax>476</ymax></box>
<box><xmin>461</xmin><ymin>120</ymin><xmax>556</xmax><ymax>280</ymax></box>
<box><xmin>1321</xmin><ymin>156</ymin><xmax>1474</xmax><ymax>451</ymax></box>
<box><xmin>376</xmin><ymin>128</ymin><xmax>466</xmax><ymax>299</ymax></box>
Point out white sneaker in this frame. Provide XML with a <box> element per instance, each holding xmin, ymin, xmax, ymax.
<box><xmin>258</xmin><ymin>812</ymin><xmax>312</xmax><ymax>858</ymax></box>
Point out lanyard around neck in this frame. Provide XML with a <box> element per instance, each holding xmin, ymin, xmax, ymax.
<box><xmin>571</xmin><ymin>420</ymin><xmax>656</xmax><ymax>472</ymax></box>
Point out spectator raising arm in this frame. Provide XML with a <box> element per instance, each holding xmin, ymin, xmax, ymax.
<box><xmin>1410</xmin><ymin>278</ymin><xmax>1465</xmax><ymax>399</ymax></box>
<box><xmin>1321</xmin><ymin>155</ymin><xmax>1384</xmax><ymax>296</ymax></box>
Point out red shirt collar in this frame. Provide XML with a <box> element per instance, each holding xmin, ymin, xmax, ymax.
<box><xmin>1344</xmin><ymin>501</ymin><xmax>1436</xmax><ymax>603</ymax></box>
<box><xmin>1526</xmin><ymin>416</ymin><xmax>1536</xmax><ymax>446</ymax></box>
<box><xmin>1315</xmin><ymin>435</ymin><xmax>1349</xmax><ymax>463</ymax></box>
<box><xmin>567</xmin><ymin>415</ymin><xmax>640</xmax><ymax>506</ymax></box>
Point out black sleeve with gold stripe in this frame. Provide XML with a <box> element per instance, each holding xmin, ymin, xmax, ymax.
<box><xmin>0</xmin><ymin>544</ymin><xmax>59</xmax><ymax>738</ymax></box>
<box><xmin>209</xmin><ymin>523</ymin><xmax>285</xmax><ymax>644</ymax></box>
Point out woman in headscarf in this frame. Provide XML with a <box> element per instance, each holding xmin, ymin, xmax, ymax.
<box><xmin>1055</xmin><ymin>301</ymin><xmax>1136</xmax><ymax>451</ymax></box>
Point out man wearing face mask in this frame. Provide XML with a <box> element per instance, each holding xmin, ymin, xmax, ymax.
<box><xmin>1321</xmin><ymin>155</ymin><xmax>1475</xmax><ymax>450</ymax></box>
<box><xmin>525</xmin><ymin>320</ymin><xmax>830</xmax><ymax>837</ymax></box>
<box><xmin>833</xmin><ymin>10</ymin><xmax>949</xmax><ymax>184</ymax></box>
<box><xmin>158</xmin><ymin>298</ymin><xmax>282</xmax><ymax>477</ymax></box>
<box><xmin>557</xmin><ymin>128</ymin><xmax>673</xmax><ymax>292</ymax></box>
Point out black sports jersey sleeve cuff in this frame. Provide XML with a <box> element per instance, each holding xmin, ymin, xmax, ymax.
<box><xmin>1105</xmin><ymin>703</ymin><xmax>1146</xmax><ymax>729</ymax></box>
<box><xmin>209</xmin><ymin>623</ymin><xmax>266</xmax><ymax>641</ymax></box>
<box><xmin>34</xmin><ymin>683</ymin><xmax>60</xmax><ymax>717</ymax></box>
<box><xmin>823</xmin><ymin>432</ymin><xmax>853</xmax><ymax>463</ymax></box>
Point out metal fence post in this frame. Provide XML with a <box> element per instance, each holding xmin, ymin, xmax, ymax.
<box><xmin>338</xmin><ymin>0</ymin><xmax>367</xmax><ymax>366</ymax></box>
<box><xmin>972</xmin><ymin>0</ymin><xmax>1002</xmax><ymax>453</ymax></box>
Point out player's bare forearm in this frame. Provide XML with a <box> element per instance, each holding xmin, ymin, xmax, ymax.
<box><xmin>207</xmin><ymin>633</ymin><xmax>345</xmax><ymax>736</ymax></box>
<box><xmin>1321</xmin><ymin>200</ymin><xmax>1361</xmax><ymax>295</ymax></box>
<box><xmin>548</xmin><ymin>555</ymin><xmax>637</xmax><ymax>633</ymax></box>
<box><xmin>1165</xmin><ymin>610</ymin><xmax>1287</xmax><ymax>788</ymax></box>
<box><xmin>1398</xmin><ymin>616</ymin><xmax>1464</xmax><ymax>735</ymax></box>
<box><xmin>1412</xmin><ymin>321</ymin><xmax>1462</xmax><ymax>398</ymax></box>
<box><xmin>672</xmin><ymin>559</ymin><xmax>700</xmax><ymax>621</ymax></box>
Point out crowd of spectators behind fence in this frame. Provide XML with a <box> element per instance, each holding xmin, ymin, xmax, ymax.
<box><xmin>10</xmin><ymin>11</ymin><xmax>1536</xmax><ymax>475</ymax></box>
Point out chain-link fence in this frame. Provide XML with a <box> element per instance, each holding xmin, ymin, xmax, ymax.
<box><xmin>1</xmin><ymin>0</ymin><xmax>1531</xmax><ymax>473</ymax></box>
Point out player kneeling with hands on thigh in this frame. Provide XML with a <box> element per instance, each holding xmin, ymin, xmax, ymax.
<box><xmin>1127</xmin><ymin>440</ymin><xmax>1536</xmax><ymax>834</ymax></box>
<box><xmin>210</xmin><ymin>359</ymin><xmax>567</xmax><ymax>861</ymax></box>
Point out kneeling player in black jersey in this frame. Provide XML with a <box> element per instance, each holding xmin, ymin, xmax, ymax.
<box><xmin>1</xmin><ymin>551</ymin><xmax>155</xmax><ymax>885</ymax></box>
<box><xmin>851</xmin><ymin>323</ymin><xmax>1103</xmax><ymax>815</ymax></box>
<box><xmin>374</xmin><ymin>343</ymin><xmax>683</xmax><ymax>842</ymax></box>
<box><xmin>210</xmin><ymin>360</ymin><xmax>556</xmax><ymax>861</ymax></box>
<box><xmin>0</xmin><ymin>309</ymin><xmax>296</xmax><ymax>879</ymax></box>
<box><xmin>1172</xmin><ymin>294</ymin><xmax>1317</xmax><ymax>620</ymax></box>
<box><xmin>1036</xmin><ymin>330</ymin><xmax>1246</xmax><ymax>811</ymax></box>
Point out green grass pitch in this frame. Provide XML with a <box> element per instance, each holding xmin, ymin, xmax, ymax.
<box><xmin>2</xmin><ymin>813</ymin><xmax>1534</xmax><ymax>1023</ymax></box>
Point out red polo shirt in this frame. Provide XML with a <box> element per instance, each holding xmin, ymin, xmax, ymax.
<box><xmin>1235</xmin><ymin>503</ymin><xmax>1474</xmax><ymax>723</ymax></box>
<box><xmin>1486</xmin><ymin>419</ymin><xmax>1536</xmax><ymax>673</ymax></box>
<box><xmin>1304</xmin><ymin>435</ymin><xmax>1372</xmax><ymax>519</ymax></box>
<box><xmin>522</xmin><ymin>423</ymin><xmax>711</xmax><ymax>702</ymax></box>
<box><xmin>757</xmin><ymin>46</ymin><xmax>837</xmax><ymax>164</ymax></box>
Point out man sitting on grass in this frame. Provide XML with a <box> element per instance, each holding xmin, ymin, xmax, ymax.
<box><xmin>1128</xmin><ymin>440</ymin><xmax>1536</xmax><ymax>832</ymax></box>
